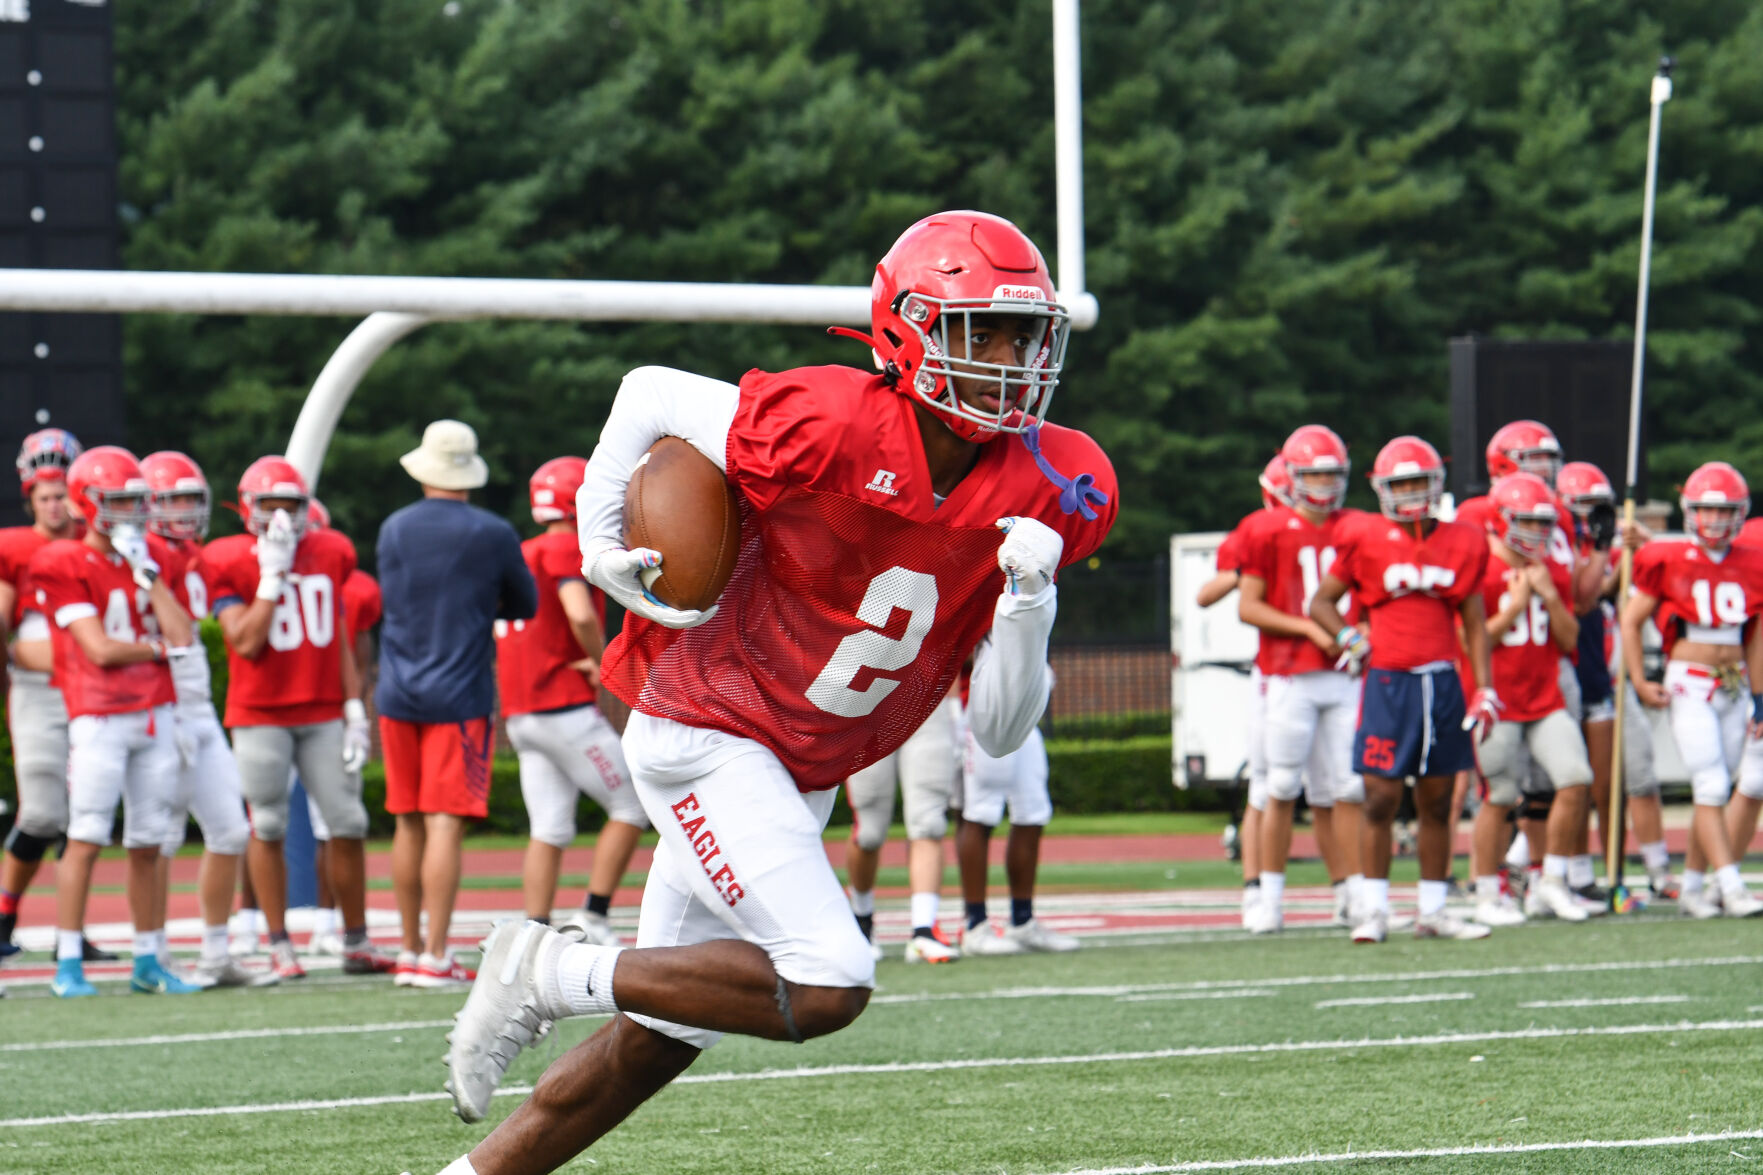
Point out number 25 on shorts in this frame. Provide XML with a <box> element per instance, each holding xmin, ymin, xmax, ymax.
<box><xmin>1362</xmin><ymin>735</ymin><xmax>1397</xmax><ymax>773</ymax></box>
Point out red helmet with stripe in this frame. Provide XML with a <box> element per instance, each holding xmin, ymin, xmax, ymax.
<box><xmin>1371</xmin><ymin>436</ymin><xmax>1445</xmax><ymax>522</ymax></box>
<box><xmin>66</xmin><ymin>446</ymin><xmax>151</xmax><ymax>536</ymax></box>
<box><xmin>1486</xmin><ymin>420</ymin><xmax>1562</xmax><ymax>486</ymax></box>
<box><xmin>1489</xmin><ymin>472</ymin><xmax>1557</xmax><ymax>560</ymax></box>
<box><xmin>140</xmin><ymin>450</ymin><xmax>211</xmax><ymax>541</ymax></box>
<box><xmin>1555</xmin><ymin>461</ymin><xmax>1614</xmax><ymax>520</ymax></box>
<box><xmin>237</xmin><ymin>456</ymin><xmax>311</xmax><ymax>538</ymax></box>
<box><xmin>1281</xmin><ymin>424</ymin><xmax>1349</xmax><ymax>512</ymax></box>
<box><xmin>16</xmin><ymin>428</ymin><xmax>82</xmax><ymax>493</ymax></box>
<box><xmin>530</xmin><ymin>456</ymin><xmax>588</xmax><ymax>524</ymax></box>
<box><xmin>1259</xmin><ymin>454</ymin><xmax>1293</xmax><ymax>511</ymax></box>
<box><xmin>1681</xmin><ymin>461</ymin><xmax>1748</xmax><ymax>548</ymax></box>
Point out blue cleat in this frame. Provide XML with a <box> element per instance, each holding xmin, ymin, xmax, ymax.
<box><xmin>52</xmin><ymin>958</ymin><xmax>97</xmax><ymax>998</ymax></box>
<box><xmin>130</xmin><ymin>955</ymin><xmax>201</xmax><ymax>995</ymax></box>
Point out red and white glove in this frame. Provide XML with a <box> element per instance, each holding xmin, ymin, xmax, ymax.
<box><xmin>1462</xmin><ymin>686</ymin><xmax>1503</xmax><ymax>742</ymax></box>
<box><xmin>1334</xmin><ymin>628</ymin><xmax>1370</xmax><ymax>674</ymax></box>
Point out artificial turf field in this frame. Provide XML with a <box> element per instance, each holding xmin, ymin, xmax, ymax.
<box><xmin>4</xmin><ymin>913</ymin><xmax>1761</xmax><ymax>1174</ymax></box>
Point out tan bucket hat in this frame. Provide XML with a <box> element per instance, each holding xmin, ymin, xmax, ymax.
<box><xmin>400</xmin><ymin>419</ymin><xmax>488</xmax><ymax>491</ymax></box>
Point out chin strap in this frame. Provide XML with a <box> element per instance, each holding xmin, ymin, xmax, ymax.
<box><xmin>1021</xmin><ymin>425</ymin><xmax>1109</xmax><ymax>521</ymax></box>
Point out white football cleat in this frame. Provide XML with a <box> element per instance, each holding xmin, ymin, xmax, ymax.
<box><xmin>1471</xmin><ymin>895</ymin><xmax>1526</xmax><ymax>928</ymax></box>
<box><xmin>1002</xmin><ymin>918</ymin><xmax>1081</xmax><ymax>953</ymax></box>
<box><xmin>1240</xmin><ymin>888</ymin><xmax>1259</xmax><ymax>930</ymax></box>
<box><xmin>1721</xmin><ymin>888</ymin><xmax>1763</xmax><ymax>918</ymax></box>
<box><xmin>902</xmin><ymin>933</ymin><xmax>960</xmax><ymax>964</ymax></box>
<box><xmin>1331</xmin><ymin>890</ymin><xmax>1353</xmax><ymax>928</ymax></box>
<box><xmin>1532</xmin><ymin>877</ymin><xmax>1590</xmax><ymax>923</ymax></box>
<box><xmin>1413</xmin><ymin>910</ymin><xmax>1492</xmax><ymax>940</ymax></box>
<box><xmin>1677</xmin><ymin>890</ymin><xmax>1723</xmax><ymax>920</ymax></box>
<box><xmin>194</xmin><ymin>955</ymin><xmax>279</xmax><ymax>988</ymax></box>
<box><xmin>445</xmin><ymin>921</ymin><xmax>558</xmax><ymax>1123</ymax></box>
<box><xmin>556</xmin><ymin>910</ymin><xmax>622</xmax><ymax>947</ymax></box>
<box><xmin>305</xmin><ymin>932</ymin><xmax>345</xmax><ymax>958</ymax></box>
<box><xmin>962</xmin><ymin>920</ymin><xmax>1028</xmax><ymax>956</ymax></box>
<box><xmin>1350</xmin><ymin>908</ymin><xmax>1387</xmax><ymax>944</ymax></box>
<box><xmin>1244</xmin><ymin>900</ymin><xmax>1283</xmax><ymax>936</ymax></box>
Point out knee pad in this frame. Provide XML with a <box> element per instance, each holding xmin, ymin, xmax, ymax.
<box><xmin>1692</xmin><ymin>767</ymin><xmax>1735</xmax><ymax>808</ymax></box>
<box><xmin>247</xmin><ymin>797</ymin><xmax>290</xmax><ymax>843</ymax></box>
<box><xmin>1265</xmin><ymin>767</ymin><xmax>1303</xmax><ymax>804</ymax></box>
<box><xmin>1246</xmin><ymin>772</ymin><xmax>1271</xmax><ymax>813</ymax></box>
<box><xmin>203</xmin><ymin>805</ymin><xmax>252</xmax><ymax>856</ymax></box>
<box><xmin>1517</xmin><ymin>794</ymin><xmax>1553</xmax><ymax>823</ymax></box>
<box><xmin>1334</xmin><ymin>774</ymin><xmax>1366</xmax><ymax>805</ymax></box>
<box><xmin>317</xmin><ymin>796</ymin><xmax>369</xmax><ymax>841</ymax></box>
<box><xmin>851</xmin><ymin>808</ymin><xmax>890</xmax><ymax>851</ymax></box>
<box><xmin>3</xmin><ymin>825</ymin><xmax>56</xmax><ymax>863</ymax></box>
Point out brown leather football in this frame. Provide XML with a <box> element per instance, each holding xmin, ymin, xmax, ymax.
<box><xmin>621</xmin><ymin>436</ymin><xmax>742</xmax><ymax>612</ymax></box>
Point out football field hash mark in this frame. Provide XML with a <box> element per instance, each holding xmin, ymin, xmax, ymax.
<box><xmin>0</xmin><ymin>1018</ymin><xmax>457</xmax><ymax>1052</ymax></box>
<box><xmin>1518</xmin><ymin>995</ymin><xmax>1693</xmax><ymax>1009</ymax></box>
<box><xmin>1312</xmin><ymin>992</ymin><xmax>1474</xmax><ymax>1009</ymax></box>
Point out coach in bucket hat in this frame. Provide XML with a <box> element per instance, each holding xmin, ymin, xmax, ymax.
<box><xmin>399</xmin><ymin>419</ymin><xmax>489</xmax><ymax>491</ymax></box>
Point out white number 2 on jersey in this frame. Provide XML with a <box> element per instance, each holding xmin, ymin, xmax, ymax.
<box><xmin>267</xmin><ymin>574</ymin><xmax>337</xmax><ymax>653</ymax></box>
<box><xmin>1690</xmin><ymin>579</ymin><xmax>1747</xmax><ymax>627</ymax></box>
<box><xmin>805</xmin><ymin>567</ymin><xmax>939</xmax><ymax>718</ymax></box>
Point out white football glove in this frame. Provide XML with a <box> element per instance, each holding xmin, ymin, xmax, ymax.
<box><xmin>256</xmin><ymin>509</ymin><xmax>297</xmax><ymax>599</ymax></box>
<box><xmin>996</xmin><ymin>516</ymin><xmax>1063</xmax><ymax>597</ymax></box>
<box><xmin>582</xmin><ymin>540</ymin><xmax>716</xmax><ymax>630</ymax></box>
<box><xmin>342</xmin><ymin>699</ymin><xmax>371</xmax><ymax>774</ymax></box>
<box><xmin>111</xmin><ymin>523</ymin><xmax>160</xmax><ymax>590</ymax></box>
<box><xmin>1334</xmin><ymin>628</ymin><xmax>1371</xmax><ymax>675</ymax></box>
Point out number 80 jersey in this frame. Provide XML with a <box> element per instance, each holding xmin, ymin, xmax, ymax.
<box><xmin>198</xmin><ymin>528</ymin><xmax>357</xmax><ymax>728</ymax></box>
<box><xmin>600</xmin><ymin>366</ymin><xmax>1117</xmax><ymax>791</ymax></box>
<box><xmin>1633</xmin><ymin>539</ymin><xmax>1763</xmax><ymax>646</ymax></box>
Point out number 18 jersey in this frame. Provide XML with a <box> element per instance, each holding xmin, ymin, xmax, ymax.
<box><xmin>1632</xmin><ymin>539</ymin><xmax>1763</xmax><ymax>647</ymax></box>
<box><xmin>600</xmin><ymin>366</ymin><xmax>1117</xmax><ymax>791</ymax></box>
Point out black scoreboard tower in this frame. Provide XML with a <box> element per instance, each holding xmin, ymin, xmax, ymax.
<box><xmin>0</xmin><ymin>0</ymin><xmax>121</xmax><ymax>484</ymax></box>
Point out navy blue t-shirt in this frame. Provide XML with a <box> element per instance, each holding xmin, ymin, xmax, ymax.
<box><xmin>375</xmin><ymin>497</ymin><xmax>537</xmax><ymax>723</ymax></box>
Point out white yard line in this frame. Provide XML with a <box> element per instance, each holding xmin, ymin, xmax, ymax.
<box><xmin>1039</xmin><ymin>1129</ymin><xmax>1763</xmax><ymax>1173</ymax></box>
<box><xmin>1313</xmin><ymin>992</ymin><xmax>1474</xmax><ymax>1009</ymax></box>
<box><xmin>1519</xmin><ymin>995</ymin><xmax>1692</xmax><ymax>1009</ymax></box>
<box><xmin>1115</xmin><ymin>990</ymin><xmax>1277</xmax><ymax>1003</ymax></box>
<box><xmin>0</xmin><ymin>1019</ymin><xmax>456</xmax><ymax>1052</ymax></box>
<box><xmin>8</xmin><ymin>1017</ymin><xmax>1758</xmax><ymax>1129</ymax></box>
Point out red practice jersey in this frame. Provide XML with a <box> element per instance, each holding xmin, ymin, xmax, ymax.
<box><xmin>343</xmin><ymin>569</ymin><xmax>381</xmax><ymax>639</ymax></box>
<box><xmin>30</xmin><ymin>537</ymin><xmax>177</xmax><ymax>718</ymax></box>
<box><xmin>1331</xmin><ymin>515</ymin><xmax>1488</xmax><ymax>671</ymax></box>
<box><xmin>497</xmin><ymin>529</ymin><xmax>604</xmax><ymax>717</ymax></box>
<box><xmin>601</xmin><ymin>366</ymin><xmax>1117</xmax><ymax>790</ymax></box>
<box><xmin>0</xmin><ymin>525</ymin><xmax>56</xmax><ymax>630</ymax></box>
<box><xmin>1455</xmin><ymin>491</ymin><xmax>1577</xmax><ymax>574</ymax></box>
<box><xmin>1736</xmin><ymin>519</ymin><xmax>1763</xmax><ymax>551</ymax></box>
<box><xmin>199</xmin><ymin>528</ymin><xmax>357</xmax><ymax>727</ymax></box>
<box><xmin>1633</xmin><ymin>540</ymin><xmax>1763</xmax><ymax>648</ymax></box>
<box><xmin>1214</xmin><ymin>513</ymin><xmax>1258</xmax><ymax>575</ymax></box>
<box><xmin>159</xmin><ymin>537</ymin><xmax>210</xmax><ymax>618</ymax></box>
<box><xmin>1473</xmin><ymin>552</ymin><xmax>1576</xmax><ymax>722</ymax></box>
<box><xmin>1240</xmin><ymin>506</ymin><xmax>1365</xmax><ymax>676</ymax></box>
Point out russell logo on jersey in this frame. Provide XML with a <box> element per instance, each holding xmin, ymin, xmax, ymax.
<box><xmin>865</xmin><ymin>469</ymin><xmax>900</xmax><ymax>497</ymax></box>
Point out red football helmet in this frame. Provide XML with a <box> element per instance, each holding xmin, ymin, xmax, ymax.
<box><xmin>1371</xmin><ymin>436</ymin><xmax>1445</xmax><ymax>522</ymax></box>
<box><xmin>855</xmin><ymin>211</ymin><xmax>1069</xmax><ymax>444</ymax></box>
<box><xmin>1259</xmin><ymin>454</ymin><xmax>1293</xmax><ymax>511</ymax></box>
<box><xmin>530</xmin><ymin>456</ymin><xmax>588</xmax><ymax>524</ymax></box>
<box><xmin>237</xmin><ymin>456</ymin><xmax>311</xmax><ymax>538</ymax></box>
<box><xmin>1555</xmin><ymin>461</ymin><xmax>1614</xmax><ymax>519</ymax></box>
<box><xmin>66</xmin><ymin>446</ymin><xmax>151</xmax><ymax>535</ymax></box>
<box><xmin>1681</xmin><ymin>461</ymin><xmax>1749</xmax><ymax>547</ymax></box>
<box><xmin>1486</xmin><ymin>420</ymin><xmax>1562</xmax><ymax>486</ymax></box>
<box><xmin>140</xmin><ymin>451</ymin><xmax>211</xmax><ymax>541</ymax></box>
<box><xmin>16</xmin><ymin>428</ymin><xmax>82</xmax><ymax>493</ymax></box>
<box><xmin>1489</xmin><ymin>472</ymin><xmax>1557</xmax><ymax>560</ymax></box>
<box><xmin>1282</xmin><ymin>424</ymin><xmax>1350</xmax><ymax>512</ymax></box>
<box><xmin>307</xmin><ymin>498</ymin><xmax>331</xmax><ymax>531</ymax></box>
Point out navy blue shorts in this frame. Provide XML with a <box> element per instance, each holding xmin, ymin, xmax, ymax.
<box><xmin>1353</xmin><ymin>667</ymin><xmax>1475</xmax><ymax>780</ymax></box>
<box><xmin>1574</xmin><ymin>605</ymin><xmax>1614</xmax><ymax>707</ymax></box>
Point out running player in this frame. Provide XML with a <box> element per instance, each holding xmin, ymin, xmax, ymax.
<box><xmin>437</xmin><ymin>211</ymin><xmax>1115</xmax><ymax>1171</ymax></box>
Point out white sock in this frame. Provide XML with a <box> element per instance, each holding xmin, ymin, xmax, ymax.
<box><xmin>1568</xmin><ymin>855</ymin><xmax>1595</xmax><ymax>888</ymax></box>
<box><xmin>1418</xmin><ymin>879</ymin><xmax>1448</xmax><ymax>917</ymax></box>
<box><xmin>1543</xmin><ymin>854</ymin><xmax>1568</xmax><ymax>881</ymax></box>
<box><xmin>1505</xmin><ymin>830</ymin><xmax>1530</xmax><ymax>869</ymax></box>
<box><xmin>57</xmin><ymin>929</ymin><xmax>83</xmax><ymax>962</ymax></box>
<box><xmin>203</xmin><ymin>924</ymin><xmax>230</xmax><ymax>963</ymax></box>
<box><xmin>1716</xmin><ymin>863</ymin><xmax>1745</xmax><ymax>897</ymax></box>
<box><xmin>848</xmin><ymin>889</ymin><xmax>875</xmax><ymax>918</ymax></box>
<box><xmin>1475</xmin><ymin>875</ymin><xmax>1502</xmax><ymax>901</ymax></box>
<box><xmin>438</xmin><ymin>1157</ymin><xmax>479</xmax><ymax>1175</ymax></box>
<box><xmin>1345</xmin><ymin>873</ymin><xmax>1364</xmax><ymax>908</ymax></box>
<box><xmin>1260</xmin><ymin>872</ymin><xmax>1286</xmax><ymax>910</ymax></box>
<box><xmin>1641</xmin><ymin>841</ymin><xmax>1670</xmax><ymax>872</ymax></box>
<box><xmin>311</xmin><ymin>907</ymin><xmax>338</xmax><ymax>938</ymax></box>
<box><xmin>909</xmin><ymin>891</ymin><xmax>939</xmax><ymax>932</ymax></box>
<box><xmin>1682</xmin><ymin>869</ymin><xmax>1705</xmax><ymax>895</ymax></box>
<box><xmin>134</xmin><ymin>930</ymin><xmax>156</xmax><ymax>959</ymax></box>
<box><xmin>1365</xmin><ymin>878</ymin><xmax>1390</xmax><ymax>912</ymax></box>
<box><xmin>542</xmin><ymin>938</ymin><xmax>623</xmax><ymax>1019</ymax></box>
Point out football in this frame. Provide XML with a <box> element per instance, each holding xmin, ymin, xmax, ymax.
<box><xmin>621</xmin><ymin>436</ymin><xmax>742</xmax><ymax>612</ymax></box>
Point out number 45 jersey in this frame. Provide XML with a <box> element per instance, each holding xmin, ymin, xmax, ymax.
<box><xmin>601</xmin><ymin>365</ymin><xmax>1117</xmax><ymax>791</ymax></box>
<box><xmin>198</xmin><ymin>528</ymin><xmax>357</xmax><ymax>728</ymax></box>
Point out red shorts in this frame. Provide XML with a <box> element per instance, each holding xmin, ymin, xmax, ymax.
<box><xmin>380</xmin><ymin>716</ymin><xmax>493</xmax><ymax>819</ymax></box>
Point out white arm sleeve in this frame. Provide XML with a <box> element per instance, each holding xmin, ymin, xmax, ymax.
<box><xmin>576</xmin><ymin>366</ymin><xmax>742</xmax><ymax>557</ymax></box>
<box><xmin>967</xmin><ymin>584</ymin><xmax>1057</xmax><ymax>757</ymax></box>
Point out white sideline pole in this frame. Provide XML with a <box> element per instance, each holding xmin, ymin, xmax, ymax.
<box><xmin>1052</xmin><ymin>0</ymin><xmax>1087</xmax><ymax>306</ymax></box>
<box><xmin>285</xmin><ymin>312</ymin><xmax>432</xmax><ymax>489</ymax></box>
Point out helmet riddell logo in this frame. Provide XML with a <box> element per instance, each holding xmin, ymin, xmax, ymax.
<box><xmin>991</xmin><ymin>285</ymin><xmax>1046</xmax><ymax>302</ymax></box>
<box><xmin>865</xmin><ymin>469</ymin><xmax>899</xmax><ymax>497</ymax></box>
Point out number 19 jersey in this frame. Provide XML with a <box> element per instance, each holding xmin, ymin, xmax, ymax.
<box><xmin>600</xmin><ymin>366</ymin><xmax>1117</xmax><ymax>791</ymax></box>
<box><xmin>198</xmin><ymin>529</ymin><xmax>357</xmax><ymax>727</ymax></box>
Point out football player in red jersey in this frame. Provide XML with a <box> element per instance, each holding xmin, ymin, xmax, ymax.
<box><xmin>438</xmin><ymin>211</ymin><xmax>1115</xmax><ymax>1164</ymax></box>
<box><xmin>1725</xmin><ymin>515</ymin><xmax>1763</xmax><ymax>873</ymax></box>
<box><xmin>1238</xmin><ymin>426</ymin><xmax>1367</xmax><ymax>934</ymax></box>
<box><xmin>498</xmin><ymin>457</ymin><xmax>646</xmax><ymax>952</ymax></box>
<box><xmin>138</xmin><ymin>451</ymin><xmax>265</xmax><ymax>987</ymax></box>
<box><xmin>1463</xmin><ymin>473</ymin><xmax>1595</xmax><ymax>926</ymax></box>
<box><xmin>199</xmin><ymin>457</ymin><xmax>385</xmax><ymax>979</ymax></box>
<box><xmin>0</xmin><ymin>428</ymin><xmax>95</xmax><ymax>959</ymax></box>
<box><xmin>32</xmin><ymin>447</ymin><xmax>200</xmax><ymax>996</ymax></box>
<box><xmin>1311</xmin><ymin>436</ymin><xmax>1495</xmax><ymax>943</ymax></box>
<box><xmin>1195</xmin><ymin>454</ymin><xmax>1290</xmax><ymax>927</ymax></box>
<box><xmin>1620</xmin><ymin>461</ymin><xmax>1763</xmax><ymax>918</ymax></box>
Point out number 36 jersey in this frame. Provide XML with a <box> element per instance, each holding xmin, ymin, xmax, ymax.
<box><xmin>29</xmin><ymin>537</ymin><xmax>176</xmax><ymax>718</ymax></box>
<box><xmin>1632</xmin><ymin>539</ymin><xmax>1763</xmax><ymax>646</ymax></box>
<box><xmin>198</xmin><ymin>528</ymin><xmax>357</xmax><ymax>727</ymax></box>
<box><xmin>1330</xmin><ymin>514</ymin><xmax>1488</xmax><ymax>672</ymax></box>
<box><xmin>600</xmin><ymin>365</ymin><xmax>1117</xmax><ymax>791</ymax></box>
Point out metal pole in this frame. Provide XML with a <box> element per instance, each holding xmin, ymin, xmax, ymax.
<box><xmin>1052</xmin><ymin>0</ymin><xmax>1087</xmax><ymax>307</ymax></box>
<box><xmin>1607</xmin><ymin>57</ymin><xmax>1673</xmax><ymax>907</ymax></box>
